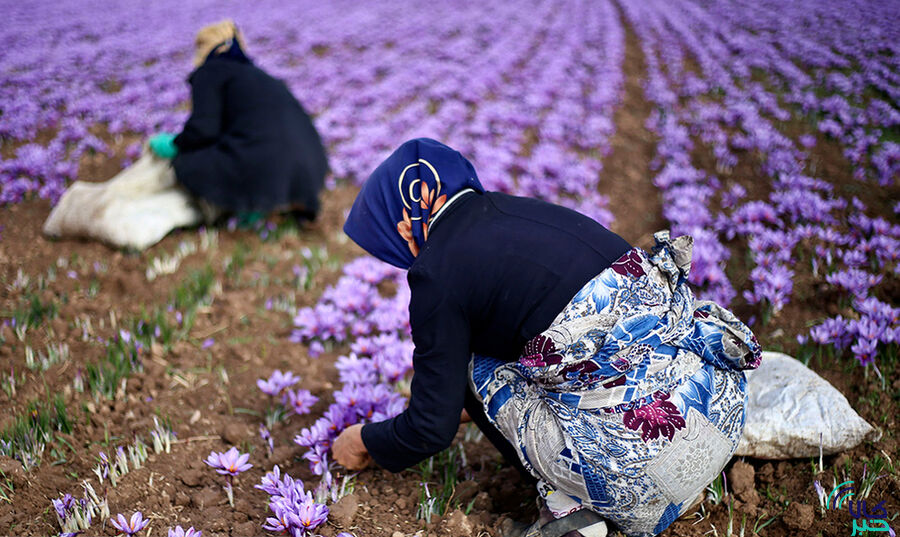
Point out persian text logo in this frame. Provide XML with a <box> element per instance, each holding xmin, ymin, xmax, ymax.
<box><xmin>826</xmin><ymin>481</ymin><xmax>894</xmax><ymax>536</ymax></box>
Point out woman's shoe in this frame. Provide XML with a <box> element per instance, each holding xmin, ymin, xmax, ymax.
<box><xmin>501</xmin><ymin>508</ymin><xmax>607</xmax><ymax>537</ymax></box>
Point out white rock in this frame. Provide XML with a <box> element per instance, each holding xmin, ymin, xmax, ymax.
<box><xmin>735</xmin><ymin>351</ymin><xmax>880</xmax><ymax>459</ymax></box>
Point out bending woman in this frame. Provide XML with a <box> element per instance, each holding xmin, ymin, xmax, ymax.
<box><xmin>332</xmin><ymin>139</ymin><xmax>761</xmax><ymax>537</ymax></box>
<box><xmin>151</xmin><ymin>19</ymin><xmax>328</xmax><ymax>223</ymax></box>
<box><xmin>44</xmin><ymin>20</ymin><xmax>328</xmax><ymax>250</ymax></box>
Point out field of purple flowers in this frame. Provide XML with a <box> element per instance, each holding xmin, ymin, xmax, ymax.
<box><xmin>1</xmin><ymin>0</ymin><xmax>898</xmax><ymax>536</ymax></box>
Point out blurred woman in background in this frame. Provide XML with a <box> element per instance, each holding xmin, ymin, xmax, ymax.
<box><xmin>45</xmin><ymin>20</ymin><xmax>327</xmax><ymax>249</ymax></box>
<box><xmin>150</xmin><ymin>19</ymin><xmax>328</xmax><ymax>224</ymax></box>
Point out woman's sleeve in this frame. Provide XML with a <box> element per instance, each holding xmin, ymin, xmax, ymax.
<box><xmin>360</xmin><ymin>268</ymin><xmax>471</xmax><ymax>472</ymax></box>
<box><xmin>174</xmin><ymin>65</ymin><xmax>225</xmax><ymax>151</ymax></box>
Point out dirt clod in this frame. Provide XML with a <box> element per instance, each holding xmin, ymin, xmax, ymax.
<box><xmin>221</xmin><ymin>422</ymin><xmax>247</xmax><ymax>445</ymax></box>
<box><xmin>438</xmin><ymin>509</ymin><xmax>475</xmax><ymax>536</ymax></box>
<box><xmin>233</xmin><ymin>521</ymin><xmax>258</xmax><ymax>536</ymax></box>
<box><xmin>269</xmin><ymin>445</ymin><xmax>295</xmax><ymax>465</ymax></box>
<box><xmin>191</xmin><ymin>487</ymin><xmax>222</xmax><ymax>509</ymax></box>
<box><xmin>757</xmin><ymin>463</ymin><xmax>775</xmax><ymax>484</ymax></box>
<box><xmin>0</xmin><ymin>456</ymin><xmax>26</xmax><ymax>488</ymax></box>
<box><xmin>783</xmin><ymin>502</ymin><xmax>815</xmax><ymax>530</ymax></box>
<box><xmin>329</xmin><ymin>492</ymin><xmax>359</xmax><ymax>528</ymax></box>
<box><xmin>473</xmin><ymin>491</ymin><xmax>493</xmax><ymax>512</ymax></box>
<box><xmin>179</xmin><ymin>469</ymin><xmax>204</xmax><ymax>487</ymax></box>
<box><xmin>454</xmin><ymin>479</ymin><xmax>480</xmax><ymax>505</ymax></box>
<box><xmin>728</xmin><ymin>461</ymin><xmax>755</xmax><ymax>496</ymax></box>
<box><xmin>234</xmin><ymin>498</ymin><xmax>254</xmax><ymax>518</ymax></box>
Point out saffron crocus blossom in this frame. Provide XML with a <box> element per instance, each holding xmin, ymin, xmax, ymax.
<box><xmin>259</xmin><ymin>424</ymin><xmax>274</xmax><ymax>456</ymax></box>
<box><xmin>287</xmin><ymin>389</ymin><xmax>319</xmax><ymax>416</ymax></box>
<box><xmin>262</xmin><ymin>507</ymin><xmax>301</xmax><ymax>534</ymax></box>
<box><xmin>295</xmin><ymin>500</ymin><xmax>330</xmax><ymax>532</ymax></box>
<box><xmin>168</xmin><ymin>527</ymin><xmax>202</xmax><ymax>537</ymax></box>
<box><xmin>205</xmin><ymin>447</ymin><xmax>251</xmax><ymax>507</ymax></box>
<box><xmin>52</xmin><ymin>494</ymin><xmax>75</xmax><ymax>521</ymax></box>
<box><xmin>110</xmin><ymin>512</ymin><xmax>149</xmax><ymax>536</ymax></box>
<box><xmin>257</xmin><ymin>370</ymin><xmax>301</xmax><ymax>399</ymax></box>
<box><xmin>259</xmin><ymin>466</ymin><xmax>330</xmax><ymax>536</ymax></box>
<box><xmin>205</xmin><ymin>446</ymin><xmax>252</xmax><ymax>476</ymax></box>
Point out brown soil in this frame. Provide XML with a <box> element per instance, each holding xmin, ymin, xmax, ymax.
<box><xmin>1</xmin><ymin>13</ymin><xmax>898</xmax><ymax>537</ymax></box>
<box><xmin>600</xmin><ymin>17</ymin><xmax>666</xmax><ymax>250</ymax></box>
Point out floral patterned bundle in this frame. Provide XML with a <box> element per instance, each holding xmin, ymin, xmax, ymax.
<box><xmin>470</xmin><ymin>231</ymin><xmax>761</xmax><ymax>537</ymax></box>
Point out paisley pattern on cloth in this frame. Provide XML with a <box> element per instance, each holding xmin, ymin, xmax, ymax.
<box><xmin>469</xmin><ymin>231</ymin><xmax>761</xmax><ymax>537</ymax></box>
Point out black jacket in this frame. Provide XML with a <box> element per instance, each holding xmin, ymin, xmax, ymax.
<box><xmin>361</xmin><ymin>192</ymin><xmax>632</xmax><ymax>471</ymax></box>
<box><xmin>173</xmin><ymin>56</ymin><xmax>328</xmax><ymax>215</ymax></box>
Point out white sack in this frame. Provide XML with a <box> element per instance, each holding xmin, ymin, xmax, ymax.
<box><xmin>43</xmin><ymin>152</ymin><xmax>202</xmax><ymax>250</ymax></box>
<box><xmin>735</xmin><ymin>351</ymin><xmax>880</xmax><ymax>459</ymax></box>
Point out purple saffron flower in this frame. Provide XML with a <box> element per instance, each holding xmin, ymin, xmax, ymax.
<box><xmin>308</xmin><ymin>340</ymin><xmax>325</xmax><ymax>358</ymax></box>
<box><xmin>110</xmin><ymin>512</ymin><xmax>150</xmax><ymax>536</ymax></box>
<box><xmin>259</xmin><ymin>424</ymin><xmax>274</xmax><ymax>455</ymax></box>
<box><xmin>303</xmin><ymin>444</ymin><xmax>330</xmax><ymax>476</ymax></box>
<box><xmin>850</xmin><ymin>338</ymin><xmax>878</xmax><ymax>367</ymax></box>
<box><xmin>204</xmin><ymin>446</ymin><xmax>252</xmax><ymax>476</ymax></box>
<box><xmin>256</xmin><ymin>465</ymin><xmax>292</xmax><ymax>496</ymax></box>
<box><xmin>287</xmin><ymin>389</ymin><xmax>319</xmax><ymax>416</ymax></box>
<box><xmin>257</xmin><ymin>370</ymin><xmax>301</xmax><ymax>398</ymax></box>
<box><xmin>294</xmin><ymin>418</ymin><xmax>332</xmax><ymax>449</ymax></box>
<box><xmin>262</xmin><ymin>505</ymin><xmax>301</xmax><ymax>534</ymax></box>
<box><xmin>295</xmin><ymin>498</ymin><xmax>329</xmax><ymax>531</ymax></box>
<box><xmin>168</xmin><ymin>526</ymin><xmax>201</xmax><ymax>537</ymax></box>
<box><xmin>201</xmin><ymin>338</ymin><xmax>214</xmax><ymax>349</ymax></box>
<box><xmin>52</xmin><ymin>494</ymin><xmax>75</xmax><ymax>521</ymax></box>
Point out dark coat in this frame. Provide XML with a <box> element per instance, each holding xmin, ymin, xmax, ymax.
<box><xmin>173</xmin><ymin>56</ymin><xmax>328</xmax><ymax>216</ymax></box>
<box><xmin>361</xmin><ymin>191</ymin><xmax>632</xmax><ymax>472</ymax></box>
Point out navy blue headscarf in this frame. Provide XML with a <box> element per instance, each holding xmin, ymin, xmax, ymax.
<box><xmin>344</xmin><ymin>138</ymin><xmax>484</xmax><ymax>269</ymax></box>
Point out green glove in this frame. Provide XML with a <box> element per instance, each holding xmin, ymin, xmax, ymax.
<box><xmin>148</xmin><ymin>133</ymin><xmax>178</xmax><ymax>159</ymax></box>
<box><xmin>237</xmin><ymin>211</ymin><xmax>265</xmax><ymax>228</ymax></box>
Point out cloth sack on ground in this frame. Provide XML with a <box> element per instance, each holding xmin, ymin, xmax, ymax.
<box><xmin>734</xmin><ymin>351</ymin><xmax>880</xmax><ymax>459</ymax></box>
<box><xmin>43</xmin><ymin>152</ymin><xmax>202</xmax><ymax>250</ymax></box>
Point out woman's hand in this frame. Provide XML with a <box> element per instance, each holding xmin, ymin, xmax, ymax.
<box><xmin>332</xmin><ymin>424</ymin><xmax>371</xmax><ymax>471</ymax></box>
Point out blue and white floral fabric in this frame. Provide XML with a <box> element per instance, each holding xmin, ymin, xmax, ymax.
<box><xmin>470</xmin><ymin>231</ymin><xmax>761</xmax><ymax>537</ymax></box>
